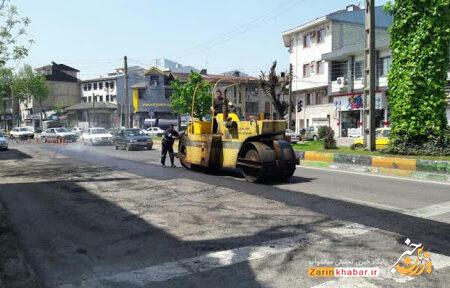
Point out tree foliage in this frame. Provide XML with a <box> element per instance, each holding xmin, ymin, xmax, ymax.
<box><xmin>14</xmin><ymin>65</ymin><xmax>49</xmax><ymax>127</ymax></box>
<box><xmin>0</xmin><ymin>0</ymin><xmax>32</xmax><ymax>66</ymax></box>
<box><xmin>170</xmin><ymin>72</ymin><xmax>212</xmax><ymax>118</ymax></box>
<box><xmin>385</xmin><ymin>0</ymin><xmax>450</xmax><ymax>155</ymax></box>
<box><xmin>0</xmin><ymin>66</ymin><xmax>12</xmax><ymax>115</ymax></box>
<box><xmin>258</xmin><ymin>61</ymin><xmax>291</xmax><ymax>119</ymax></box>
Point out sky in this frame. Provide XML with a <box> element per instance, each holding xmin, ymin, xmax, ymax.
<box><xmin>13</xmin><ymin>0</ymin><xmax>388</xmax><ymax>79</ymax></box>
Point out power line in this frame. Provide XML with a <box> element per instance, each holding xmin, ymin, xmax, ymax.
<box><xmin>172</xmin><ymin>0</ymin><xmax>307</xmax><ymax>60</ymax></box>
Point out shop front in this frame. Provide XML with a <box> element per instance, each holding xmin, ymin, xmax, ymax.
<box><xmin>334</xmin><ymin>92</ymin><xmax>388</xmax><ymax>138</ymax></box>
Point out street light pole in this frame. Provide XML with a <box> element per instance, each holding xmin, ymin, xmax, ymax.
<box><xmin>124</xmin><ymin>56</ymin><xmax>129</xmax><ymax>128</ymax></box>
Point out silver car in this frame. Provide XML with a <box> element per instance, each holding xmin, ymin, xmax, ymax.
<box><xmin>300</xmin><ymin>126</ymin><xmax>320</xmax><ymax>141</ymax></box>
<box><xmin>40</xmin><ymin>127</ymin><xmax>77</xmax><ymax>143</ymax></box>
<box><xmin>285</xmin><ymin>129</ymin><xmax>300</xmax><ymax>143</ymax></box>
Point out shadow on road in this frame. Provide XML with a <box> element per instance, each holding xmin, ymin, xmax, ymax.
<box><xmin>45</xmin><ymin>145</ymin><xmax>450</xmax><ymax>258</ymax></box>
<box><xmin>0</xmin><ymin>149</ymin><xmax>33</xmax><ymax>161</ymax></box>
<box><xmin>1</xmin><ymin>178</ymin><xmax>326</xmax><ymax>287</ymax></box>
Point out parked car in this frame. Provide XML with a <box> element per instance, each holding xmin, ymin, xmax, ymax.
<box><xmin>351</xmin><ymin>128</ymin><xmax>391</xmax><ymax>150</ymax></box>
<box><xmin>300</xmin><ymin>126</ymin><xmax>320</xmax><ymax>141</ymax></box>
<box><xmin>80</xmin><ymin>127</ymin><xmax>113</xmax><ymax>145</ymax></box>
<box><xmin>108</xmin><ymin>128</ymin><xmax>120</xmax><ymax>136</ymax></box>
<box><xmin>72</xmin><ymin>127</ymin><xmax>85</xmax><ymax>137</ymax></box>
<box><xmin>9</xmin><ymin>127</ymin><xmax>34</xmax><ymax>139</ymax></box>
<box><xmin>0</xmin><ymin>131</ymin><xmax>8</xmax><ymax>151</ymax></box>
<box><xmin>145</xmin><ymin>127</ymin><xmax>165</xmax><ymax>137</ymax></box>
<box><xmin>285</xmin><ymin>129</ymin><xmax>300</xmax><ymax>143</ymax></box>
<box><xmin>112</xmin><ymin>128</ymin><xmax>153</xmax><ymax>151</ymax></box>
<box><xmin>40</xmin><ymin>127</ymin><xmax>77</xmax><ymax>143</ymax></box>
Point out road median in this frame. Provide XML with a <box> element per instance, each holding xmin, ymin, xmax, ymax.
<box><xmin>296</xmin><ymin>151</ymin><xmax>450</xmax><ymax>182</ymax></box>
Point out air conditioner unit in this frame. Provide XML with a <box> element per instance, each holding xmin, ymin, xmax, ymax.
<box><xmin>336</xmin><ymin>77</ymin><xmax>348</xmax><ymax>87</ymax></box>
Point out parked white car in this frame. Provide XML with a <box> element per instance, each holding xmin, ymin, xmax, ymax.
<box><xmin>145</xmin><ymin>127</ymin><xmax>164</xmax><ymax>137</ymax></box>
<box><xmin>72</xmin><ymin>127</ymin><xmax>85</xmax><ymax>137</ymax></box>
<box><xmin>40</xmin><ymin>127</ymin><xmax>77</xmax><ymax>143</ymax></box>
<box><xmin>9</xmin><ymin>127</ymin><xmax>34</xmax><ymax>139</ymax></box>
<box><xmin>0</xmin><ymin>131</ymin><xmax>8</xmax><ymax>150</ymax></box>
<box><xmin>80</xmin><ymin>127</ymin><xmax>113</xmax><ymax>145</ymax></box>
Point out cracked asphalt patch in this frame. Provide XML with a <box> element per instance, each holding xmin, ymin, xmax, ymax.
<box><xmin>0</xmin><ymin>144</ymin><xmax>449</xmax><ymax>287</ymax></box>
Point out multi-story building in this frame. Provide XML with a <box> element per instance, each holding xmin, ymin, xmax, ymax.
<box><xmin>66</xmin><ymin>66</ymin><xmax>145</xmax><ymax>128</ymax></box>
<box><xmin>323</xmin><ymin>37</ymin><xmax>391</xmax><ymax>138</ymax></box>
<box><xmin>130</xmin><ymin>67</ymin><xmax>267</xmax><ymax>128</ymax></box>
<box><xmin>282</xmin><ymin>5</ymin><xmax>392</xmax><ymax>137</ymax></box>
<box><xmin>131</xmin><ymin>67</ymin><xmax>175</xmax><ymax>128</ymax></box>
<box><xmin>20</xmin><ymin>62</ymin><xmax>81</xmax><ymax>129</ymax></box>
<box><xmin>81</xmin><ymin>76</ymin><xmax>118</xmax><ymax>104</ymax></box>
<box><xmin>201</xmin><ymin>70</ymin><xmax>264</xmax><ymax>117</ymax></box>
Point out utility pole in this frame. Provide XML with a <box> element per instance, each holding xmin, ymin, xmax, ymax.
<box><xmin>124</xmin><ymin>56</ymin><xmax>130</xmax><ymax>128</ymax></box>
<box><xmin>287</xmin><ymin>63</ymin><xmax>293</xmax><ymax>130</ymax></box>
<box><xmin>364</xmin><ymin>0</ymin><xmax>376</xmax><ymax>151</ymax></box>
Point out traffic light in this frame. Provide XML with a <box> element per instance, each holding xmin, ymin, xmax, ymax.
<box><xmin>298</xmin><ymin>100</ymin><xmax>303</xmax><ymax>112</ymax></box>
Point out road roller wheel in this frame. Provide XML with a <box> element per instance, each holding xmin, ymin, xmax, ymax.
<box><xmin>241</xmin><ymin>148</ymin><xmax>264</xmax><ymax>183</ymax></box>
<box><xmin>276</xmin><ymin>164</ymin><xmax>296</xmax><ymax>182</ymax></box>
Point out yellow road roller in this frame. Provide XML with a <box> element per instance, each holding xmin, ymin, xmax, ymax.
<box><xmin>178</xmin><ymin>81</ymin><xmax>297</xmax><ymax>183</ymax></box>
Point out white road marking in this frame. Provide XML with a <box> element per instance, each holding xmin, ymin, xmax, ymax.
<box><xmin>324</xmin><ymin>222</ymin><xmax>375</xmax><ymax>237</ymax></box>
<box><xmin>60</xmin><ymin>235</ymin><xmax>308</xmax><ymax>287</ymax></box>
<box><xmin>312</xmin><ymin>278</ymin><xmax>379</xmax><ymax>288</ymax></box>
<box><xmin>404</xmin><ymin>201</ymin><xmax>450</xmax><ymax>218</ymax></box>
<box><xmin>311</xmin><ymin>252</ymin><xmax>450</xmax><ymax>288</ymax></box>
<box><xmin>296</xmin><ymin>165</ymin><xmax>450</xmax><ymax>186</ymax></box>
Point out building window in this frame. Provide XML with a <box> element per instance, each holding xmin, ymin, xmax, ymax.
<box><xmin>378</xmin><ymin>56</ymin><xmax>391</xmax><ymax>77</ymax></box>
<box><xmin>93</xmin><ymin>96</ymin><xmax>97</xmax><ymax>102</ymax></box>
<box><xmin>306</xmin><ymin>93</ymin><xmax>311</xmax><ymax>105</ymax></box>
<box><xmin>83</xmin><ymin>97</ymin><xmax>87</xmax><ymax>103</ymax></box>
<box><xmin>110</xmin><ymin>82</ymin><xmax>114</xmax><ymax>89</ymax></box>
<box><xmin>315</xmin><ymin>92</ymin><xmax>323</xmax><ymax>105</ymax></box>
<box><xmin>317</xmin><ymin>29</ymin><xmax>325</xmax><ymax>43</ymax></box>
<box><xmin>303</xmin><ymin>32</ymin><xmax>314</xmax><ymax>48</ymax></box>
<box><xmin>83</xmin><ymin>84</ymin><xmax>87</xmax><ymax>91</ymax></box>
<box><xmin>150</xmin><ymin>76</ymin><xmax>159</xmax><ymax>87</ymax></box>
<box><xmin>88</xmin><ymin>96</ymin><xmax>91</xmax><ymax>103</ymax></box>
<box><xmin>106</xmin><ymin>95</ymin><xmax>109</xmax><ymax>102</ymax></box>
<box><xmin>354</xmin><ymin>61</ymin><xmax>364</xmax><ymax>79</ymax></box>
<box><xmin>317</xmin><ymin>61</ymin><xmax>324</xmax><ymax>74</ymax></box>
<box><xmin>331</xmin><ymin>61</ymin><xmax>348</xmax><ymax>81</ymax></box>
<box><xmin>111</xmin><ymin>95</ymin><xmax>116</xmax><ymax>102</ymax></box>
<box><xmin>93</xmin><ymin>83</ymin><xmax>98</xmax><ymax>90</ymax></box>
<box><xmin>99</xmin><ymin>82</ymin><xmax>103</xmax><ymax>90</ymax></box>
<box><xmin>88</xmin><ymin>83</ymin><xmax>92</xmax><ymax>91</ymax></box>
<box><xmin>303</xmin><ymin>64</ymin><xmax>311</xmax><ymax>77</ymax></box>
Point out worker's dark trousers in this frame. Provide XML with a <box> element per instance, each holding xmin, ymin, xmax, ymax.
<box><xmin>161</xmin><ymin>144</ymin><xmax>174</xmax><ymax>165</ymax></box>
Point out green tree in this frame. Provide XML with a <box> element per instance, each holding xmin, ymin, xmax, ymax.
<box><xmin>14</xmin><ymin>65</ymin><xmax>49</xmax><ymax>128</ymax></box>
<box><xmin>0</xmin><ymin>0</ymin><xmax>32</xmax><ymax>66</ymax></box>
<box><xmin>385</xmin><ymin>0</ymin><xmax>450</xmax><ymax>155</ymax></box>
<box><xmin>170</xmin><ymin>72</ymin><xmax>212</xmax><ymax>118</ymax></box>
<box><xmin>0</xmin><ymin>67</ymin><xmax>13</xmax><ymax>128</ymax></box>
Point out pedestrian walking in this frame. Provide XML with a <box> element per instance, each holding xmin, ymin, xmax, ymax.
<box><xmin>161</xmin><ymin>124</ymin><xmax>179</xmax><ymax>167</ymax></box>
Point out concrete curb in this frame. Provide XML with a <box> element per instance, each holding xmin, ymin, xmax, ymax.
<box><xmin>299</xmin><ymin>160</ymin><xmax>450</xmax><ymax>183</ymax></box>
<box><xmin>295</xmin><ymin>150</ymin><xmax>450</xmax><ymax>176</ymax></box>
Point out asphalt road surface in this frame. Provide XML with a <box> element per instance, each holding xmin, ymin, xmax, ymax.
<box><xmin>0</xmin><ymin>142</ymin><xmax>449</xmax><ymax>288</ymax></box>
